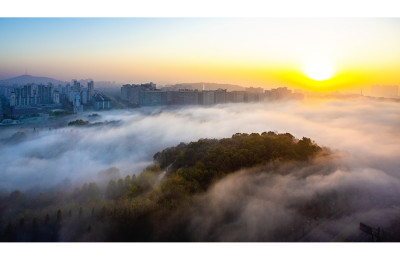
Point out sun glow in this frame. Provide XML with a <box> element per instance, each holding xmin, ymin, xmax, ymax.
<box><xmin>303</xmin><ymin>61</ymin><xmax>335</xmax><ymax>81</ymax></box>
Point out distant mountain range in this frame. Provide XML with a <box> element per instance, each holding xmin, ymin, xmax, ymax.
<box><xmin>0</xmin><ymin>75</ymin><xmax>66</xmax><ymax>86</ymax></box>
<box><xmin>161</xmin><ymin>82</ymin><xmax>246</xmax><ymax>91</ymax></box>
<box><xmin>0</xmin><ymin>76</ymin><xmax>250</xmax><ymax>92</ymax></box>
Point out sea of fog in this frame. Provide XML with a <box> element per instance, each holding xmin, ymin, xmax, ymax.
<box><xmin>0</xmin><ymin>98</ymin><xmax>399</xmax><ymax>193</ymax></box>
<box><xmin>2</xmin><ymin>98</ymin><xmax>400</xmax><ymax>241</ymax></box>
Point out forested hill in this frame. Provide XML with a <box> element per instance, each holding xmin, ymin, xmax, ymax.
<box><xmin>154</xmin><ymin>132</ymin><xmax>322</xmax><ymax>192</ymax></box>
<box><xmin>0</xmin><ymin>132</ymin><xmax>324</xmax><ymax>242</ymax></box>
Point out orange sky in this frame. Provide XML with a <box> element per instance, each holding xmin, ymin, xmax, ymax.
<box><xmin>1</xmin><ymin>18</ymin><xmax>400</xmax><ymax>92</ymax></box>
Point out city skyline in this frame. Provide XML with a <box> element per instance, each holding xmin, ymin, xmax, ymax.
<box><xmin>1</xmin><ymin>18</ymin><xmax>400</xmax><ymax>93</ymax></box>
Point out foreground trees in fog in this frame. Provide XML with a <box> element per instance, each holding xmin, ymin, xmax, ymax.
<box><xmin>1</xmin><ymin>132</ymin><xmax>326</xmax><ymax>242</ymax></box>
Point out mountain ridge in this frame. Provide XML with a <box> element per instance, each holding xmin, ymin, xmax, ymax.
<box><xmin>0</xmin><ymin>74</ymin><xmax>66</xmax><ymax>86</ymax></box>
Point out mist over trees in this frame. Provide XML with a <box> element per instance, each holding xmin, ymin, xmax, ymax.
<box><xmin>0</xmin><ymin>132</ymin><xmax>326</xmax><ymax>242</ymax></box>
<box><xmin>1</xmin><ymin>99</ymin><xmax>400</xmax><ymax>241</ymax></box>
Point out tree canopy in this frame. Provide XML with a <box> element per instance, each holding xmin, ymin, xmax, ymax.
<box><xmin>0</xmin><ymin>131</ymin><xmax>324</xmax><ymax>242</ymax></box>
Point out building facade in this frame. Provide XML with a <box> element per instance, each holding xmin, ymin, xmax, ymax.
<box><xmin>121</xmin><ymin>82</ymin><xmax>157</xmax><ymax>106</ymax></box>
<box><xmin>93</xmin><ymin>93</ymin><xmax>112</xmax><ymax>110</ymax></box>
<box><xmin>214</xmin><ymin>88</ymin><xmax>227</xmax><ymax>104</ymax></box>
<box><xmin>120</xmin><ymin>84</ymin><xmax>302</xmax><ymax>108</ymax></box>
<box><xmin>9</xmin><ymin>83</ymin><xmax>53</xmax><ymax>107</ymax></box>
<box><xmin>199</xmin><ymin>90</ymin><xmax>215</xmax><ymax>105</ymax></box>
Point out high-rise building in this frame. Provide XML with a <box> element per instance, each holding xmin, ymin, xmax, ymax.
<box><xmin>40</xmin><ymin>84</ymin><xmax>53</xmax><ymax>104</ymax></box>
<box><xmin>142</xmin><ymin>91</ymin><xmax>167</xmax><ymax>106</ymax></box>
<box><xmin>0</xmin><ymin>99</ymin><xmax>3</xmax><ymax>121</ymax></box>
<box><xmin>9</xmin><ymin>83</ymin><xmax>53</xmax><ymax>107</ymax></box>
<box><xmin>10</xmin><ymin>92</ymin><xmax>16</xmax><ymax>107</ymax></box>
<box><xmin>121</xmin><ymin>84</ymin><xmax>131</xmax><ymax>101</ymax></box>
<box><xmin>81</xmin><ymin>88</ymin><xmax>88</xmax><ymax>104</ymax></box>
<box><xmin>265</xmin><ymin>87</ymin><xmax>292</xmax><ymax>100</ymax></box>
<box><xmin>73</xmin><ymin>91</ymin><xmax>83</xmax><ymax>113</ymax></box>
<box><xmin>68</xmin><ymin>84</ymin><xmax>74</xmax><ymax>103</ymax></box>
<box><xmin>87</xmin><ymin>81</ymin><xmax>94</xmax><ymax>102</ymax></box>
<box><xmin>93</xmin><ymin>93</ymin><xmax>112</xmax><ymax>110</ymax></box>
<box><xmin>227</xmin><ymin>91</ymin><xmax>245</xmax><ymax>103</ymax></box>
<box><xmin>214</xmin><ymin>88</ymin><xmax>227</xmax><ymax>104</ymax></box>
<box><xmin>245</xmin><ymin>92</ymin><xmax>260</xmax><ymax>102</ymax></box>
<box><xmin>199</xmin><ymin>90</ymin><xmax>215</xmax><ymax>105</ymax></box>
<box><xmin>178</xmin><ymin>89</ymin><xmax>199</xmax><ymax>105</ymax></box>
<box><xmin>53</xmin><ymin>91</ymin><xmax>60</xmax><ymax>104</ymax></box>
<box><xmin>73</xmin><ymin>80</ymin><xmax>80</xmax><ymax>90</ymax></box>
<box><xmin>121</xmin><ymin>83</ymin><xmax>157</xmax><ymax>106</ymax></box>
<box><xmin>73</xmin><ymin>91</ymin><xmax>81</xmax><ymax>106</ymax></box>
<box><xmin>166</xmin><ymin>91</ymin><xmax>180</xmax><ymax>105</ymax></box>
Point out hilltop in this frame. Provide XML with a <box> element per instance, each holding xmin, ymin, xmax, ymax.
<box><xmin>0</xmin><ymin>132</ymin><xmax>325</xmax><ymax>242</ymax></box>
<box><xmin>0</xmin><ymin>75</ymin><xmax>66</xmax><ymax>86</ymax></box>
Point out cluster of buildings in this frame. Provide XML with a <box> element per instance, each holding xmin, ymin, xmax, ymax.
<box><xmin>2</xmin><ymin>80</ymin><xmax>112</xmax><ymax>120</ymax></box>
<box><xmin>121</xmin><ymin>83</ymin><xmax>303</xmax><ymax>107</ymax></box>
<box><xmin>10</xmin><ymin>84</ymin><xmax>55</xmax><ymax>106</ymax></box>
<box><xmin>64</xmin><ymin>80</ymin><xmax>95</xmax><ymax>113</ymax></box>
<box><xmin>6</xmin><ymin>83</ymin><xmax>63</xmax><ymax>117</ymax></box>
<box><xmin>65</xmin><ymin>80</ymin><xmax>111</xmax><ymax>112</ymax></box>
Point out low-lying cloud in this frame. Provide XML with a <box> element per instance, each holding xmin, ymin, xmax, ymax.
<box><xmin>182</xmin><ymin>156</ymin><xmax>400</xmax><ymax>241</ymax></box>
<box><xmin>2</xmin><ymin>97</ymin><xmax>400</xmax><ymax>241</ymax></box>
<box><xmin>1</xmin><ymin>98</ymin><xmax>399</xmax><ymax>194</ymax></box>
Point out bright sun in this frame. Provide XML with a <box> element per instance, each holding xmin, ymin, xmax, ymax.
<box><xmin>303</xmin><ymin>61</ymin><xmax>334</xmax><ymax>81</ymax></box>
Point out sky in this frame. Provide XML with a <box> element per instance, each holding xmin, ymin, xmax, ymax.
<box><xmin>1</xmin><ymin>18</ymin><xmax>400</xmax><ymax>92</ymax></box>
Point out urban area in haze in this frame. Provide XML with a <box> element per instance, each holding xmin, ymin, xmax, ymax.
<box><xmin>1</xmin><ymin>18</ymin><xmax>400</xmax><ymax>242</ymax></box>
